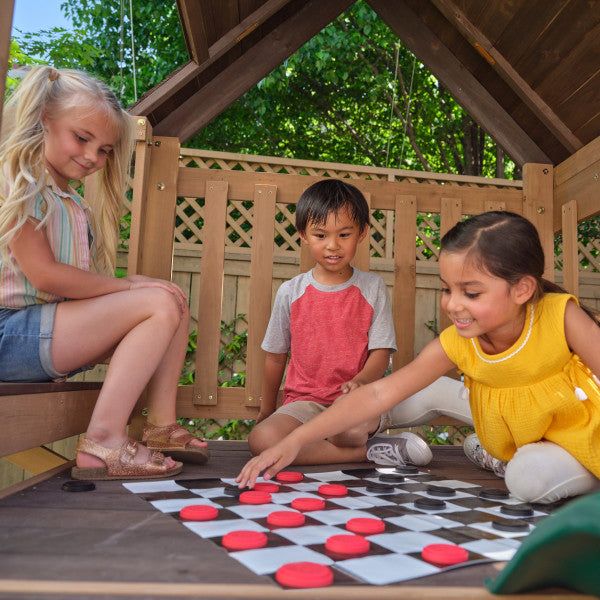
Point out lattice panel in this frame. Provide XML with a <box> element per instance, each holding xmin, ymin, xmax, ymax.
<box><xmin>415</xmin><ymin>213</ymin><xmax>441</xmax><ymax>261</ymax></box>
<box><xmin>116</xmin><ymin>149</ymin><xmax>597</xmax><ymax>271</ymax></box>
<box><xmin>175</xmin><ymin>197</ymin><xmax>204</xmax><ymax>244</ymax></box>
<box><xmin>274</xmin><ymin>203</ymin><xmax>301</xmax><ymax>253</ymax></box>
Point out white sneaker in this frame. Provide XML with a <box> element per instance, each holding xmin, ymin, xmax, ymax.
<box><xmin>463</xmin><ymin>433</ymin><xmax>506</xmax><ymax>477</ymax></box>
<box><xmin>366</xmin><ymin>432</ymin><xmax>433</xmax><ymax>467</ymax></box>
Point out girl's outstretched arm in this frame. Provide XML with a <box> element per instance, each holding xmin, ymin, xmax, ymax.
<box><xmin>564</xmin><ymin>300</ymin><xmax>600</xmax><ymax>375</ymax></box>
<box><xmin>236</xmin><ymin>338</ymin><xmax>455</xmax><ymax>488</ymax></box>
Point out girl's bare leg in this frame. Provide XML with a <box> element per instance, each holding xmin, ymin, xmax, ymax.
<box><xmin>51</xmin><ymin>287</ymin><xmax>199</xmax><ymax>468</ymax></box>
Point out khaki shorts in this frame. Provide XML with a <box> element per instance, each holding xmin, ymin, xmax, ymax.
<box><xmin>275</xmin><ymin>400</ymin><xmax>389</xmax><ymax>438</ymax></box>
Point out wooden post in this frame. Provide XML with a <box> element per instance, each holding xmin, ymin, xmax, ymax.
<box><xmin>194</xmin><ymin>181</ymin><xmax>228</xmax><ymax>406</ymax></box>
<box><xmin>245</xmin><ymin>184</ymin><xmax>277</xmax><ymax>408</ymax></box>
<box><xmin>127</xmin><ymin>117</ymin><xmax>153</xmax><ymax>275</ymax></box>
<box><xmin>393</xmin><ymin>195</ymin><xmax>417</xmax><ymax>370</ymax></box>
<box><xmin>561</xmin><ymin>199</ymin><xmax>579</xmax><ymax>297</ymax></box>
<box><xmin>352</xmin><ymin>192</ymin><xmax>371</xmax><ymax>272</ymax></box>
<box><xmin>439</xmin><ymin>198</ymin><xmax>463</xmax><ymax>333</ymax></box>
<box><xmin>127</xmin><ymin>131</ymin><xmax>179</xmax><ymax>438</ymax></box>
<box><xmin>522</xmin><ymin>163</ymin><xmax>554</xmax><ymax>281</ymax></box>
<box><xmin>0</xmin><ymin>0</ymin><xmax>14</xmax><ymax>138</ymax></box>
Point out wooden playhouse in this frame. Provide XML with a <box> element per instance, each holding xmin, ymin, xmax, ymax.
<box><xmin>0</xmin><ymin>1</ymin><xmax>599</xmax><ymax>598</ymax></box>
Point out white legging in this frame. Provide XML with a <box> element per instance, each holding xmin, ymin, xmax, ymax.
<box><xmin>383</xmin><ymin>375</ymin><xmax>473</xmax><ymax>428</ymax></box>
<box><xmin>505</xmin><ymin>441</ymin><xmax>600</xmax><ymax>503</ymax></box>
<box><xmin>383</xmin><ymin>377</ymin><xmax>600</xmax><ymax>503</ymax></box>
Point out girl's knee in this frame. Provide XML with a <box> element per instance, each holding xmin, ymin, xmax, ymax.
<box><xmin>505</xmin><ymin>442</ymin><xmax>599</xmax><ymax>503</ymax></box>
<box><xmin>142</xmin><ymin>287</ymin><xmax>186</xmax><ymax>326</ymax></box>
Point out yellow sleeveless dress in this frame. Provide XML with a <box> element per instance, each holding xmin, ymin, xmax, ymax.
<box><xmin>440</xmin><ymin>293</ymin><xmax>600</xmax><ymax>477</ymax></box>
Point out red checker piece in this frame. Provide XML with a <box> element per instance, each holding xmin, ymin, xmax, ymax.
<box><xmin>346</xmin><ymin>517</ymin><xmax>385</xmax><ymax>535</ymax></box>
<box><xmin>275</xmin><ymin>561</ymin><xmax>334</xmax><ymax>588</ymax></box>
<box><xmin>291</xmin><ymin>497</ymin><xmax>325</xmax><ymax>511</ymax></box>
<box><xmin>179</xmin><ymin>504</ymin><xmax>218</xmax><ymax>521</ymax></box>
<box><xmin>325</xmin><ymin>534</ymin><xmax>370</xmax><ymax>555</ymax></box>
<box><xmin>239</xmin><ymin>490</ymin><xmax>272</xmax><ymax>505</ymax></box>
<box><xmin>276</xmin><ymin>471</ymin><xmax>304</xmax><ymax>483</ymax></box>
<box><xmin>267</xmin><ymin>510</ymin><xmax>306</xmax><ymax>527</ymax></box>
<box><xmin>253</xmin><ymin>481</ymin><xmax>280</xmax><ymax>493</ymax></box>
<box><xmin>318</xmin><ymin>483</ymin><xmax>348</xmax><ymax>497</ymax></box>
<box><xmin>422</xmin><ymin>543</ymin><xmax>469</xmax><ymax>566</ymax></box>
<box><xmin>222</xmin><ymin>530</ymin><xmax>268</xmax><ymax>551</ymax></box>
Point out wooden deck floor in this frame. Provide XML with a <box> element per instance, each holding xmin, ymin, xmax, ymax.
<box><xmin>0</xmin><ymin>442</ymin><xmax>588</xmax><ymax>600</ymax></box>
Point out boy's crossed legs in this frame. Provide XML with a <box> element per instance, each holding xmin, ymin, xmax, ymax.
<box><xmin>249</xmin><ymin>376</ymin><xmax>470</xmax><ymax>466</ymax></box>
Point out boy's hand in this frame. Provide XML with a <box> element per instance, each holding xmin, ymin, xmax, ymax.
<box><xmin>340</xmin><ymin>377</ymin><xmax>365</xmax><ymax>394</ymax></box>
<box><xmin>235</xmin><ymin>439</ymin><xmax>300</xmax><ymax>489</ymax></box>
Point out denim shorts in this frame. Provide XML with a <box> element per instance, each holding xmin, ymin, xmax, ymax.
<box><xmin>0</xmin><ymin>304</ymin><xmax>69</xmax><ymax>382</ymax></box>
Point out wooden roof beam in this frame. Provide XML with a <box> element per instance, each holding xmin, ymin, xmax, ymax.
<box><xmin>153</xmin><ymin>0</ymin><xmax>355</xmax><ymax>141</ymax></box>
<box><xmin>430</xmin><ymin>0</ymin><xmax>583</xmax><ymax>154</ymax></box>
<box><xmin>131</xmin><ymin>0</ymin><xmax>293</xmax><ymax>118</ymax></box>
<box><xmin>177</xmin><ymin>0</ymin><xmax>210</xmax><ymax>64</ymax></box>
<box><xmin>368</xmin><ymin>0</ymin><xmax>551</xmax><ymax>166</ymax></box>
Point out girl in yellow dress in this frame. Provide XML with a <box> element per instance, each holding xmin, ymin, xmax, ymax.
<box><xmin>237</xmin><ymin>211</ymin><xmax>600</xmax><ymax>503</ymax></box>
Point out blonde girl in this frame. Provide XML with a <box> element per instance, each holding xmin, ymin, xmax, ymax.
<box><xmin>0</xmin><ymin>66</ymin><xmax>208</xmax><ymax>480</ymax></box>
<box><xmin>237</xmin><ymin>211</ymin><xmax>600</xmax><ymax>504</ymax></box>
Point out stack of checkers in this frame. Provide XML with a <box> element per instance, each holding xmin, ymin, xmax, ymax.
<box><xmin>123</xmin><ymin>467</ymin><xmax>564</xmax><ymax>588</ymax></box>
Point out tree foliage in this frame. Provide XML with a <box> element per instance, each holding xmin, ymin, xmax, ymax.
<box><xmin>13</xmin><ymin>0</ymin><xmax>517</xmax><ymax>177</ymax></box>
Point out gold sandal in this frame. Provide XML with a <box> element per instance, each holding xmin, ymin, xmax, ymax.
<box><xmin>71</xmin><ymin>437</ymin><xmax>182</xmax><ymax>480</ymax></box>
<box><xmin>142</xmin><ymin>422</ymin><xmax>210</xmax><ymax>465</ymax></box>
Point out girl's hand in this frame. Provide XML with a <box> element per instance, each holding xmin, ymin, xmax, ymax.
<box><xmin>125</xmin><ymin>275</ymin><xmax>187</xmax><ymax>313</ymax></box>
<box><xmin>235</xmin><ymin>439</ymin><xmax>300</xmax><ymax>489</ymax></box>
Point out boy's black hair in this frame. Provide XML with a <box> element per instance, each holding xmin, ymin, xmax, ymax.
<box><xmin>295</xmin><ymin>179</ymin><xmax>370</xmax><ymax>235</ymax></box>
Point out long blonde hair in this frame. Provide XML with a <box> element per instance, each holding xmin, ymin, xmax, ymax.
<box><xmin>0</xmin><ymin>66</ymin><xmax>134</xmax><ymax>274</ymax></box>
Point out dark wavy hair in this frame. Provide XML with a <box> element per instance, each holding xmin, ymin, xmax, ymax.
<box><xmin>441</xmin><ymin>211</ymin><xmax>599</xmax><ymax>323</ymax></box>
<box><xmin>295</xmin><ymin>179</ymin><xmax>369</xmax><ymax>235</ymax></box>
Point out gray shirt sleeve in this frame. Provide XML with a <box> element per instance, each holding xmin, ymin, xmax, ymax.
<box><xmin>261</xmin><ymin>280</ymin><xmax>292</xmax><ymax>354</ymax></box>
<box><xmin>357</xmin><ymin>271</ymin><xmax>398</xmax><ymax>352</ymax></box>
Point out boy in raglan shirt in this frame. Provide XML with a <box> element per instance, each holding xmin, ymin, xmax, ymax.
<box><xmin>249</xmin><ymin>179</ymin><xmax>465</xmax><ymax>466</ymax></box>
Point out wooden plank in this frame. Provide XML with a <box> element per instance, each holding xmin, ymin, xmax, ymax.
<box><xmin>352</xmin><ymin>191</ymin><xmax>371</xmax><ymax>272</ymax></box>
<box><xmin>177</xmin><ymin>167</ymin><xmax>525</xmax><ymax>215</ymax></box>
<box><xmin>0</xmin><ymin>579</ymin><xmax>588</xmax><ymax>599</ymax></box>
<box><xmin>299</xmin><ymin>242</ymin><xmax>315</xmax><ymax>273</ymax></box>
<box><xmin>510</xmin><ymin>0</ymin><xmax>600</xmax><ymax>92</ymax></box>
<box><xmin>0</xmin><ymin>381</ymin><xmax>102</xmax><ymax>395</ymax></box>
<box><xmin>178</xmin><ymin>385</ymin><xmax>258</xmax><ymax>420</ymax></box>
<box><xmin>245</xmin><ymin>184</ymin><xmax>277</xmax><ymax>408</ymax></box>
<box><xmin>553</xmin><ymin>136</ymin><xmax>600</xmax><ymax>230</ymax></box>
<box><xmin>132</xmin><ymin>136</ymin><xmax>180</xmax><ymax>279</ymax></box>
<box><xmin>393</xmin><ymin>195</ymin><xmax>417</xmax><ymax>369</ymax></box>
<box><xmin>127</xmin><ymin>117</ymin><xmax>154</xmax><ymax>274</ymax></box>
<box><xmin>194</xmin><ymin>181</ymin><xmax>228</xmax><ymax>406</ymax></box>
<box><xmin>367</xmin><ymin>0</ymin><xmax>551</xmax><ymax>166</ymax></box>
<box><xmin>522</xmin><ymin>163</ymin><xmax>555</xmax><ymax>280</ymax></box>
<box><xmin>561</xmin><ymin>199</ymin><xmax>579</xmax><ymax>297</ymax></box>
<box><xmin>181</xmin><ymin>147</ymin><xmax>523</xmax><ymax>187</ymax></box>
<box><xmin>176</xmin><ymin>0</ymin><xmax>210</xmax><ymax>64</ymax></box>
<box><xmin>0</xmin><ymin>0</ymin><xmax>13</xmax><ymax>138</ymax></box>
<box><xmin>154</xmin><ymin>0</ymin><xmax>355</xmax><ymax>141</ymax></box>
<box><xmin>0</xmin><ymin>390</ymin><xmax>99</xmax><ymax>457</ymax></box>
<box><xmin>207</xmin><ymin>0</ymin><xmax>293</xmax><ymax>64</ymax></box>
<box><xmin>439</xmin><ymin>198</ymin><xmax>463</xmax><ymax>333</ymax></box>
<box><xmin>4</xmin><ymin>447</ymin><xmax>67</xmax><ymax>475</ymax></box>
<box><xmin>430</xmin><ymin>0</ymin><xmax>582</xmax><ymax>153</ymax></box>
